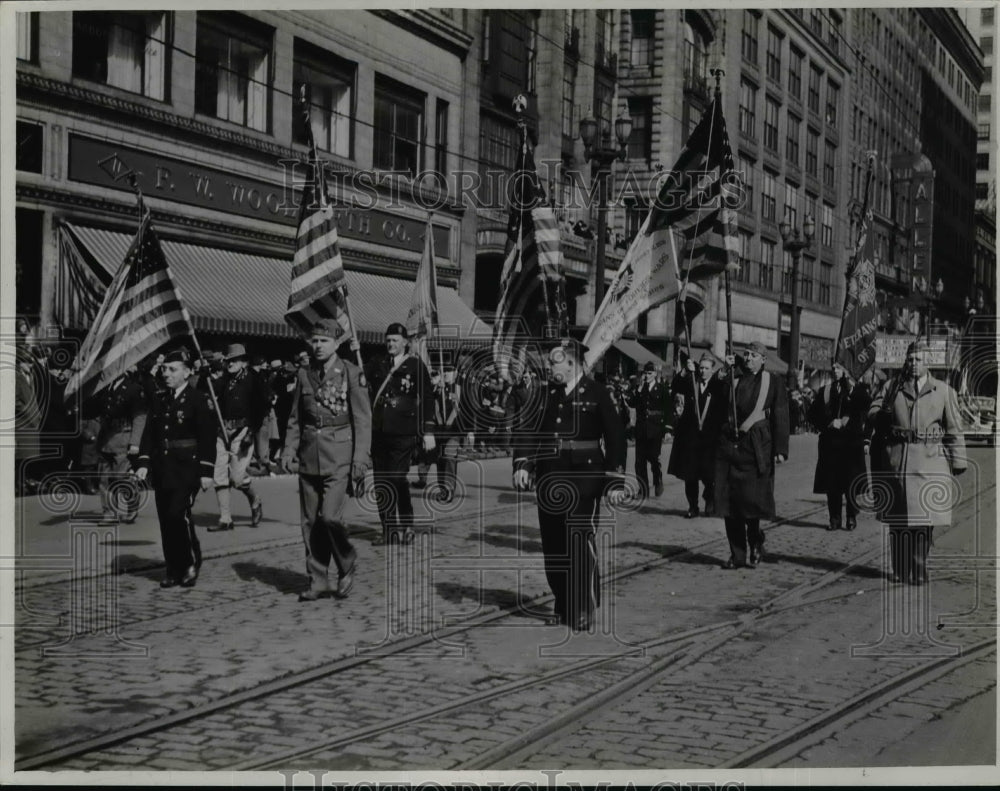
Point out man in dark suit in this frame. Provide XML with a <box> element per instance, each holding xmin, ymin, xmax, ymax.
<box><xmin>627</xmin><ymin>361</ymin><xmax>669</xmax><ymax>498</ymax></box>
<box><xmin>366</xmin><ymin>323</ymin><xmax>435</xmax><ymax>545</ymax></box>
<box><xmin>135</xmin><ymin>348</ymin><xmax>217</xmax><ymax>589</ymax></box>
<box><xmin>668</xmin><ymin>354</ymin><xmax>725</xmax><ymax>517</ymax></box>
<box><xmin>282</xmin><ymin>320</ymin><xmax>371</xmax><ymax>601</ymax></box>
<box><xmin>95</xmin><ymin>369</ymin><xmax>148</xmax><ymax>523</ymax></box>
<box><xmin>512</xmin><ymin>339</ymin><xmax>628</xmax><ymax>631</ymax></box>
<box><xmin>714</xmin><ymin>342</ymin><xmax>790</xmax><ymax>569</ymax></box>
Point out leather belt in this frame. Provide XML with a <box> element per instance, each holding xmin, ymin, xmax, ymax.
<box><xmin>553</xmin><ymin>439</ymin><xmax>602</xmax><ymax>453</ymax></box>
<box><xmin>306</xmin><ymin>416</ymin><xmax>350</xmax><ymax>429</ymax></box>
<box><xmin>887</xmin><ymin>428</ymin><xmax>943</xmax><ymax>443</ymax></box>
<box><xmin>164</xmin><ymin>439</ymin><xmax>197</xmax><ymax>450</ymax></box>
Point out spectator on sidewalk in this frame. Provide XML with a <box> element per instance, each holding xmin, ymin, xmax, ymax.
<box><xmin>281</xmin><ymin>320</ymin><xmax>370</xmax><ymax>601</ymax></box>
<box><xmin>135</xmin><ymin>348</ymin><xmax>216</xmax><ymax>589</ymax></box>
<box><xmin>868</xmin><ymin>340</ymin><xmax>966</xmax><ymax>585</ymax></box>
<box><xmin>715</xmin><ymin>342</ymin><xmax>790</xmax><ymax>569</ymax></box>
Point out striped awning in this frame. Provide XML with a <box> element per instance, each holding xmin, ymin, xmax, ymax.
<box><xmin>62</xmin><ymin>224</ymin><xmax>490</xmax><ymax>343</ymax></box>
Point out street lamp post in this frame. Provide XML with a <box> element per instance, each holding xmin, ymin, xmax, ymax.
<box><xmin>579</xmin><ymin>111</ymin><xmax>632</xmax><ymax>314</ymax></box>
<box><xmin>779</xmin><ymin>213</ymin><xmax>816</xmax><ymax>390</ymax></box>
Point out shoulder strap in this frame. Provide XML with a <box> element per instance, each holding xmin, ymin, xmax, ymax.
<box><xmin>373</xmin><ymin>355</ymin><xmax>408</xmax><ymax>406</ymax></box>
<box><xmin>737</xmin><ymin>370</ymin><xmax>771</xmax><ymax>434</ymax></box>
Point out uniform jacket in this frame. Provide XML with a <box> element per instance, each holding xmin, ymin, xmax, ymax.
<box><xmin>627</xmin><ymin>380</ymin><xmax>669</xmax><ymax>439</ymax></box>
<box><xmin>217</xmin><ymin>368</ymin><xmax>270</xmax><ymax>434</ymax></box>
<box><xmin>868</xmin><ymin>373</ymin><xmax>967</xmax><ymax>526</ymax></box>
<box><xmin>367</xmin><ymin>354</ymin><xmax>435</xmax><ymax>437</ymax></box>
<box><xmin>714</xmin><ymin>368</ymin><xmax>790</xmax><ymax>519</ymax></box>
<box><xmin>283</xmin><ymin>358</ymin><xmax>371</xmax><ymax>477</ymax></box>
<box><xmin>95</xmin><ymin>374</ymin><xmax>148</xmax><ymax>455</ymax></box>
<box><xmin>809</xmin><ymin>379</ymin><xmax>870</xmax><ymax>495</ymax></box>
<box><xmin>513</xmin><ymin>375</ymin><xmax>626</xmax><ymax>483</ymax></box>
<box><xmin>138</xmin><ymin>384</ymin><xmax>217</xmax><ymax>489</ymax></box>
<box><xmin>668</xmin><ymin>372</ymin><xmax>726</xmax><ymax>480</ymax></box>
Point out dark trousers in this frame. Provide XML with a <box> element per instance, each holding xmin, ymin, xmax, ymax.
<box><xmin>373</xmin><ymin>433</ymin><xmax>417</xmax><ymax>534</ymax></box>
<box><xmin>98</xmin><ymin>449</ymin><xmax>140</xmax><ymax>518</ymax></box>
<box><xmin>154</xmin><ymin>485</ymin><xmax>201</xmax><ymax>579</ymax></box>
<box><xmin>724</xmin><ymin>517</ymin><xmax>763</xmax><ymax>567</ymax></box>
<box><xmin>684</xmin><ymin>475</ymin><xmax>715</xmax><ymax>512</ymax></box>
<box><xmin>299</xmin><ymin>473</ymin><xmax>356</xmax><ymax>592</ymax></box>
<box><xmin>888</xmin><ymin>524</ymin><xmax>933</xmax><ymax>583</ymax></box>
<box><xmin>418</xmin><ymin>436</ymin><xmax>459</xmax><ymax>493</ymax></box>
<box><xmin>536</xmin><ymin>471</ymin><xmax>602</xmax><ymax>622</ymax></box>
<box><xmin>826</xmin><ymin>488</ymin><xmax>859</xmax><ymax>523</ymax></box>
<box><xmin>634</xmin><ymin>433</ymin><xmax>663</xmax><ymax>495</ymax></box>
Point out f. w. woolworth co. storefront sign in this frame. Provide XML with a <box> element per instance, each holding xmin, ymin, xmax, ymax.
<box><xmin>67</xmin><ymin>134</ymin><xmax>450</xmax><ymax>258</ymax></box>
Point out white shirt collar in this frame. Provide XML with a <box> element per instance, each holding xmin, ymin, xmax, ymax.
<box><xmin>916</xmin><ymin>374</ymin><xmax>928</xmax><ymax>392</ymax></box>
<box><xmin>392</xmin><ymin>352</ymin><xmax>406</xmax><ymax>368</ymax></box>
<box><xmin>173</xmin><ymin>382</ymin><xmax>188</xmax><ymax>399</ymax></box>
<box><xmin>563</xmin><ymin>372</ymin><xmax>584</xmax><ymax>394</ymax></box>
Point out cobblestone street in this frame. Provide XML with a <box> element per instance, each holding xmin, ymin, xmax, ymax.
<box><xmin>9</xmin><ymin>435</ymin><xmax>997</xmax><ymax>782</ymax></box>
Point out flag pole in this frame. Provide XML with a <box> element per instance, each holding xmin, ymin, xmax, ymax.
<box><xmin>298</xmin><ymin>84</ymin><xmax>365</xmax><ymax>378</ymax></box>
<box><xmin>515</xmin><ymin>111</ymin><xmax>553</xmax><ymax>340</ymax></box>
<box><xmin>427</xmin><ymin>211</ymin><xmax>447</xmax><ymax>420</ymax></box>
<box><xmin>125</xmin><ymin>171</ymin><xmax>230</xmax><ymax>445</ymax></box>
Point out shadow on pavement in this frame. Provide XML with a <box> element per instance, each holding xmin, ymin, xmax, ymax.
<box><xmin>102</xmin><ymin>539</ymin><xmax>157</xmax><ymax>547</ymax></box>
<box><xmin>113</xmin><ymin>553</ymin><xmax>164</xmax><ymax>576</ymax></box>
<box><xmin>465</xmin><ymin>523</ymin><xmax>544</xmax><ymax>554</ymax></box>
<box><xmin>231</xmin><ymin>561</ymin><xmax>309</xmax><ymax>594</ymax></box>
<box><xmin>615</xmin><ymin>541</ymin><xmax>722</xmax><ymax>566</ymax></box>
<box><xmin>761</xmin><ymin>551</ymin><xmax>884</xmax><ymax>579</ymax></box>
<box><xmin>434</xmin><ymin>581</ymin><xmax>522</xmax><ymax>612</ymax></box>
<box><xmin>778</xmin><ymin>517</ymin><xmax>831</xmax><ymax>529</ymax></box>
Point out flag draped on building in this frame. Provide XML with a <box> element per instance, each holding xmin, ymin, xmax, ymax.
<box><xmin>492</xmin><ymin>132</ymin><xmax>564</xmax><ymax>377</ymax></box>
<box><xmin>835</xmin><ymin>188</ymin><xmax>879</xmax><ymax>378</ymax></box>
<box><xmin>406</xmin><ymin>217</ymin><xmax>439</xmax><ymax>365</ymax></box>
<box><xmin>64</xmin><ymin>212</ymin><xmax>191</xmax><ymax>402</ymax></box>
<box><xmin>284</xmin><ymin>140</ymin><xmax>351</xmax><ymax>338</ymax></box>
<box><xmin>583</xmin><ymin>95</ymin><xmax>740</xmax><ymax>369</ymax></box>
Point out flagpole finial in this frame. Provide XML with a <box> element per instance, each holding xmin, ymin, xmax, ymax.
<box><xmin>865</xmin><ymin>150</ymin><xmax>878</xmax><ymax>168</ymax></box>
<box><xmin>710</xmin><ymin>68</ymin><xmax>724</xmax><ymax>97</ymax></box>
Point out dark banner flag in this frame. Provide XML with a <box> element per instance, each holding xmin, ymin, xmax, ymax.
<box><xmin>835</xmin><ymin>171</ymin><xmax>879</xmax><ymax>379</ymax></box>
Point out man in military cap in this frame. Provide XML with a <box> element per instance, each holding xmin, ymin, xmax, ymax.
<box><xmin>281</xmin><ymin>319</ymin><xmax>370</xmax><ymax>601</ymax></box>
<box><xmin>367</xmin><ymin>323</ymin><xmax>435</xmax><ymax>544</ymax></box>
<box><xmin>415</xmin><ymin>367</ymin><xmax>465</xmax><ymax>502</ymax></box>
<box><xmin>135</xmin><ymin>348</ymin><xmax>216</xmax><ymax>588</ymax></box>
<box><xmin>668</xmin><ymin>353</ymin><xmax>725</xmax><ymax>517</ymax></box>
<box><xmin>715</xmin><ymin>341</ymin><xmax>789</xmax><ymax>569</ymax></box>
<box><xmin>209</xmin><ymin>343</ymin><xmax>269</xmax><ymax>531</ymax></box>
<box><xmin>94</xmin><ymin>368</ymin><xmax>148</xmax><ymax>523</ymax></box>
<box><xmin>627</xmin><ymin>361</ymin><xmax>670</xmax><ymax>498</ymax></box>
<box><xmin>512</xmin><ymin>339</ymin><xmax>628</xmax><ymax>631</ymax></box>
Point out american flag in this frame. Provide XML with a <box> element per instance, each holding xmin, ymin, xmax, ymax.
<box><xmin>284</xmin><ymin>152</ymin><xmax>352</xmax><ymax>338</ymax></box>
<box><xmin>406</xmin><ymin>216</ymin><xmax>439</xmax><ymax>365</ymax></box>
<box><xmin>64</xmin><ymin>212</ymin><xmax>191</xmax><ymax>402</ymax></box>
<box><xmin>492</xmin><ymin>138</ymin><xmax>564</xmax><ymax>376</ymax></box>
<box><xmin>583</xmin><ymin>95</ymin><xmax>740</xmax><ymax>369</ymax></box>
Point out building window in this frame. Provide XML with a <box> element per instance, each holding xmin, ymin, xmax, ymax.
<box><xmin>479</xmin><ymin>114</ymin><xmax>518</xmax><ymax>207</ymax></box>
<box><xmin>828</xmin><ymin>14</ymin><xmax>841</xmax><ymax>55</ymax></box>
<box><xmin>739</xmin><ymin>79</ymin><xmax>757</xmax><ymax>138</ymax></box>
<box><xmin>821</xmin><ymin>203</ymin><xmax>834</xmax><ymax>248</ymax></box>
<box><xmin>799</xmin><ymin>256</ymin><xmax>814</xmax><ymax>301</ymax></box>
<box><xmin>786</xmin><ymin>114</ymin><xmax>801</xmax><ymax>165</ymax></box>
<box><xmin>16</xmin><ymin>120</ymin><xmax>43</xmax><ymax>174</ymax></box>
<box><xmin>825</xmin><ymin>81</ymin><xmax>839</xmax><ymax>127</ymax></box>
<box><xmin>73</xmin><ymin>11</ymin><xmax>169</xmax><ymax>100</ymax></box>
<box><xmin>977</xmin><ymin>152</ymin><xmax>990</xmax><ymax>170</ymax></box>
<box><xmin>562</xmin><ymin>62</ymin><xmax>576</xmax><ymax>138</ymax></box>
<box><xmin>195</xmin><ymin>12</ymin><xmax>270</xmax><ymax>130</ymax></box>
<box><xmin>805</xmin><ymin>128</ymin><xmax>819</xmax><ymax>177</ymax></box>
<box><xmin>526</xmin><ymin>14</ymin><xmax>538</xmax><ymax>93</ymax></box>
<box><xmin>762</xmin><ymin>169</ymin><xmax>777</xmax><ymax>221</ymax></box>
<box><xmin>739</xmin><ymin>154</ymin><xmax>755</xmax><ymax>212</ymax></box>
<box><xmin>17</xmin><ymin>12</ymin><xmax>38</xmax><ymax>62</ymax></box>
<box><xmin>630</xmin><ymin>10</ymin><xmax>655</xmax><ymax>67</ymax></box>
<box><xmin>983</xmin><ymin>8</ymin><xmax>994</xmax><ymax>25</ymax></box>
<box><xmin>627</xmin><ymin>97</ymin><xmax>653</xmax><ymax>161</ymax></box>
<box><xmin>763</xmin><ymin>97</ymin><xmax>779</xmax><ymax>152</ymax></box>
<box><xmin>759</xmin><ymin>238</ymin><xmax>775</xmax><ymax>290</ymax></box>
<box><xmin>979</xmin><ymin>122</ymin><xmax>991</xmax><ymax>140</ymax></box>
<box><xmin>823</xmin><ymin>140</ymin><xmax>836</xmax><ymax>188</ymax></box>
<box><xmin>784</xmin><ymin>181</ymin><xmax>799</xmax><ymax>227</ymax></box>
<box><xmin>594</xmin><ymin>79</ymin><xmax>614</xmax><ymax>140</ymax></box>
<box><xmin>982</xmin><ymin>36</ymin><xmax>993</xmax><ymax>56</ymax></box>
<box><xmin>737</xmin><ymin>230</ymin><xmax>754</xmax><ymax>284</ymax></box>
<box><xmin>435</xmin><ymin>99</ymin><xmax>449</xmax><ymax>176</ymax></box>
<box><xmin>819</xmin><ymin>261</ymin><xmax>833</xmax><ymax>306</ymax></box>
<box><xmin>624</xmin><ymin>200</ymin><xmax>646</xmax><ymax>242</ymax></box>
<box><xmin>809</xmin><ymin>9</ymin><xmax>823</xmax><ymax>38</ymax></box>
<box><xmin>374</xmin><ymin>76</ymin><xmax>424</xmax><ymax>174</ymax></box>
<box><xmin>788</xmin><ymin>46</ymin><xmax>803</xmax><ymax>100</ymax></box>
<box><xmin>979</xmin><ymin>94</ymin><xmax>991</xmax><ymax>113</ymax></box>
<box><xmin>766</xmin><ymin>25</ymin><xmax>782</xmax><ymax>83</ymax></box>
<box><xmin>741</xmin><ymin>10</ymin><xmax>759</xmax><ymax>65</ymax></box>
<box><xmin>807</xmin><ymin>64</ymin><xmax>822</xmax><ymax>114</ymax></box>
<box><xmin>595</xmin><ymin>10</ymin><xmax>614</xmax><ymax>71</ymax></box>
<box><xmin>782</xmin><ymin>250</ymin><xmax>795</xmax><ymax>294</ymax></box>
<box><xmin>683</xmin><ymin>20</ymin><xmax>709</xmax><ymax>94</ymax></box>
<box><xmin>293</xmin><ymin>40</ymin><xmax>354</xmax><ymax>158</ymax></box>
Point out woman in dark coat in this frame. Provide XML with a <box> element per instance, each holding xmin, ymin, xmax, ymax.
<box><xmin>809</xmin><ymin>363</ymin><xmax>871</xmax><ymax>531</ymax></box>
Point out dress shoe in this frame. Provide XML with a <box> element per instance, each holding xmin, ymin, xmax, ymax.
<box><xmin>208</xmin><ymin>520</ymin><xmax>234</xmax><ymax>532</ymax></box>
<box><xmin>654</xmin><ymin>481</ymin><xmax>664</xmax><ymax>497</ymax></box>
<box><xmin>827</xmin><ymin>517</ymin><xmax>841</xmax><ymax>531</ymax></box>
<box><xmin>335</xmin><ymin>566</ymin><xmax>355</xmax><ymax>599</ymax></box>
<box><xmin>721</xmin><ymin>557</ymin><xmax>740</xmax><ymax>570</ymax></box>
<box><xmin>685</xmin><ymin>507</ymin><xmax>700</xmax><ymax>519</ymax></box>
<box><xmin>250</xmin><ymin>499</ymin><xmax>263</xmax><ymax>526</ymax></box>
<box><xmin>179</xmin><ymin>567</ymin><xmax>198</xmax><ymax>587</ymax></box>
<box><xmin>749</xmin><ymin>545</ymin><xmax>763</xmax><ymax>565</ymax></box>
<box><xmin>298</xmin><ymin>589</ymin><xmax>330</xmax><ymax>602</ymax></box>
<box><xmin>159</xmin><ymin>576</ymin><xmax>180</xmax><ymax>588</ymax></box>
<box><xmin>889</xmin><ymin>572</ymin><xmax>903</xmax><ymax>584</ymax></box>
<box><xmin>745</xmin><ymin>557</ymin><xmax>758</xmax><ymax>569</ymax></box>
<box><xmin>703</xmin><ymin>502</ymin><xmax>715</xmax><ymax>517</ymax></box>
<box><xmin>845</xmin><ymin>516</ymin><xmax>857</xmax><ymax>531</ymax></box>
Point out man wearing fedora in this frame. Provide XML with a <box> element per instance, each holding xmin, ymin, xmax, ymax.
<box><xmin>282</xmin><ymin>319</ymin><xmax>370</xmax><ymax>600</ymax></box>
<box><xmin>208</xmin><ymin>343</ymin><xmax>269</xmax><ymax>531</ymax></box>
<box><xmin>367</xmin><ymin>322</ymin><xmax>435</xmax><ymax>545</ymax></box>
<box><xmin>715</xmin><ymin>341</ymin><xmax>789</xmax><ymax>569</ymax></box>
<box><xmin>627</xmin><ymin>360</ymin><xmax>669</xmax><ymax>498</ymax></box>
<box><xmin>135</xmin><ymin>348</ymin><xmax>216</xmax><ymax>588</ymax></box>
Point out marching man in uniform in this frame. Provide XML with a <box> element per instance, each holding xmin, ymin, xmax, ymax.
<box><xmin>513</xmin><ymin>339</ymin><xmax>627</xmax><ymax>632</ymax></box>
<box><xmin>209</xmin><ymin>343</ymin><xmax>268</xmax><ymax>532</ymax></box>
<box><xmin>715</xmin><ymin>342</ymin><xmax>789</xmax><ymax>569</ymax></box>
<box><xmin>135</xmin><ymin>348</ymin><xmax>216</xmax><ymax>589</ymax></box>
<box><xmin>281</xmin><ymin>320</ymin><xmax>370</xmax><ymax>601</ymax></box>
<box><xmin>627</xmin><ymin>361</ymin><xmax>669</xmax><ymax>498</ymax></box>
<box><xmin>95</xmin><ymin>368</ymin><xmax>147</xmax><ymax>523</ymax></box>
<box><xmin>367</xmin><ymin>323</ymin><xmax>436</xmax><ymax>545</ymax></box>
